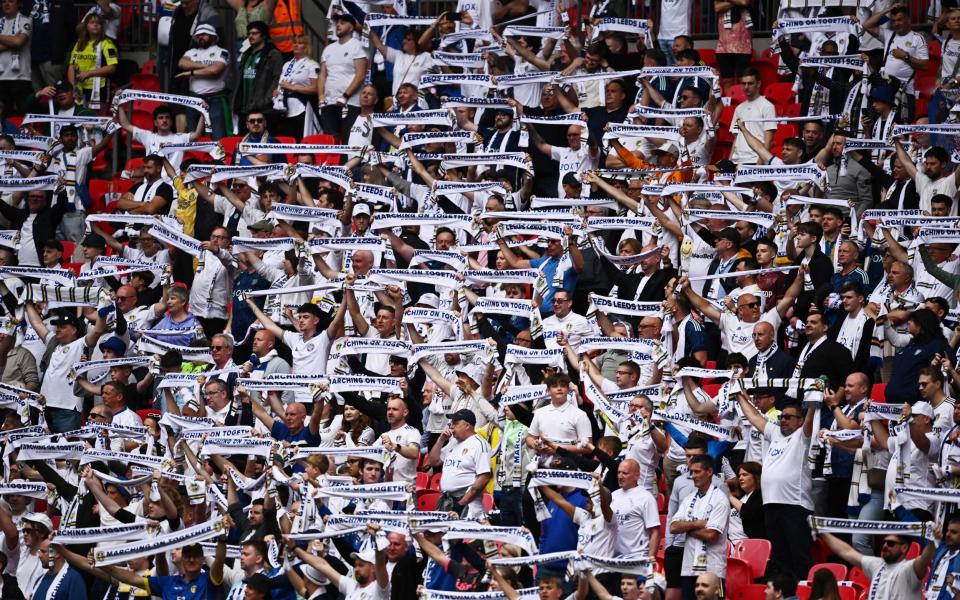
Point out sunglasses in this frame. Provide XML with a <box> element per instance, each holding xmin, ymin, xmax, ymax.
<box><xmin>211</xmin><ymin>345</ymin><xmax>226</xmax><ymax>350</ymax></box>
<box><xmin>882</xmin><ymin>539</ymin><xmax>903</xmax><ymax>547</ymax></box>
<box><xmin>739</xmin><ymin>301</ymin><xmax>761</xmax><ymax>309</ymax></box>
<box><xmin>247</xmin><ymin>118</ymin><xmax>265</xmax><ymax>124</ymax></box>
<box><xmin>116</xmin><ymin>295</ymin><xmax>133</xmax><ymax>301</ymax></box>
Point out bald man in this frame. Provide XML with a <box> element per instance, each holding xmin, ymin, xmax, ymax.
<box><xmin>380</xmin><ymin>397</ymin><xmax>421</xmax><ymax>484</ymax></box>
<box><xmin>746</xmin><ymin>321</ymin><xmax>795</xmax><ymax>404</ymax></box>
<box><xmin>694</xmin><ymin>573</ymin><xmax>722</xmax><ymax>600</ymax></box>
<box><xmin>243</xmin><ymin>328</ymin><xmax>294</xmax><ymax>405</ymax></box>
<box><xmin>610</xmin><ymin>459</ymin><xmax>661</xmax><ymax>560</ymax></box>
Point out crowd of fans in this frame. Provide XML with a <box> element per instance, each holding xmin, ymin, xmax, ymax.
<box><xmin>1</xmin><ymin>1</ymin><xmax>960</xmax><ymax>600</ymax></box>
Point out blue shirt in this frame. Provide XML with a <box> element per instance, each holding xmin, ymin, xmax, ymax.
<box><xmin>32</xmin><ymin>567</ymin><xmax>87</xmax><ymax>600</ymax></box>
<box><xmin>530</xmin><ymin>255</ymin><xmax>578</xmax><ymax>313</ymax></box>
<box><xmin>153</xmin><ymin>312</ymin><xmax>200</xmax><ymax>347</ymax></box>
<box><xmin>147</xmin><ymin>571</ymin><xmax>221</xmax><ymax>600</ymax></box>
<box><xmin>271</xmin><ymin>421</ymin><xmax>320</xmax><ymax>446</ymax></box>
<box><xmin>540</xmin><ymin>488</ymin><xmax>587</xmax><ymax>568</ymax></box>
<box><xmin>928</xmin><ymin>542</ymin><xmax>960</xmax><ymax>600</ymax></box>
<box><xmin>232</xmin><ymin>269</ymin><xmax>271</xmax><ymax>341</ymax></box>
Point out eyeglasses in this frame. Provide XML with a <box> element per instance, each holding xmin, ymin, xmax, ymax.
<box><xmin>247</xmin><ymin>118</ymin><xmax>265</xmax><ymax>124</ymax></box>
<box><xmin>780</xmin><ymin>413</ymin><xmax>801</xmax><ymax>421</ymax></box>
<box><xmin>211</xmin><ymin>345</ymin><xmax>226</xmax><ymax>350</ymax></box>
<box><xmin>554</xmin><ymin>298</ymin><xmax>571</xmax><ymax>304</ymax></box>
<box><xmin>739</xmin><ymin>301</ymin><xmax>761</xmax><ymax>309</ymax></box>
<box><xmin>210</xmin><ymin>234</ymin><xmax>229</xmax><ymax>240</ymax></box>
<box><xmin>882</xmin><ymin>539</ymin><xmax>903</xmax><ymax>547</ymax></box>
<box><xmin>116</xmin><ymin>295</ymin><xmax>133</xmax><ymax>301</ymax></box>
<box><xmin>89</xmin><ymin>412</ymin><xmax>108</xmax><ymax>419</ymax></box>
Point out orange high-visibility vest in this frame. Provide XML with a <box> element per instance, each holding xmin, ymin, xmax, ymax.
<box><xmin>269</xmin><ymin>0</ymin><xmax>302</xmax><ymax>53</ymax></box>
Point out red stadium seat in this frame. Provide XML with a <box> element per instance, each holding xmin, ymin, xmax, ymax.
<box><xmin>808</xmin><ymin>563</ymin><xmax>848</xmax><ymax>582</ymax></box>
<box><xmin>301</xmin><ymin>133</ymin><xmax>341</xmax><ymax>165</ymax></box>
<box><xmin>735</xmin><ymin>538</ymin><xmax>771</xmax><ymax>580</ymax></box>
<box><xmin>416</xmin><ymin>472</ymin><xmax>429</xmax><ymax>489</ymax></box>
<box><xmin>797</xmin><ymin>583</ymin><xmax>811</xmax><ymax>600</ymax></box>
<box><xmin>657</xmin><ymin>493</ymin><xmax>667</xmax><ymax>513</ymax></box>
<box><xmin>765</xmin><ymin>82</ymin><xmax>797</xmax><ymax>107</ymax></box>
<box><xmin>702</xmin><ymin>383</ymin><xmax>723</xmax><ymax>397</ymax></box>
<box><xmin>60</xmin><ymin>241</ymin><xmax>78</xmax><ymax>262</ymax></box>
<box><xmin>128</xmin><ymin>73</ymin><xmax>161</xmax><ymax>92</ymax></box>
<box><xmin>733</xmin><ymin>584</ymin><xmax>769</xmax><ymax>600</ymax></box>
<box><xmin>781</xmin><ymin>103</ymin><xmax>802</xmax><ymax>118</ymax></box>
<box><xmin>698</xmin><ymin>48</ymin><xmax>718</xmax><ymax>68</ymax></box>
<box><xmin>725</xmin><ymin>557</ymin><xmax>753</xmax><ymax>597</ymax></box>
<box><xmin>870</xmin><ymin>383</ymin><xmax>886</xmax><ymax>402</ymax></box>
<box><xmin>219</xmin><ymin>136</ymin><xmax>245</xmax><ymax>163</ymax></box>
<box><xmin>727</xmin><ymin>84</ymin><xmax>747</xmax><ymax>105</ymax></box>
<box><xmin>482</xmin><ymin>493</ymin><xmax>494</xmax><ymax>512</ymax></box>
<box><xmin>751</xmin><ymin>61</ymin><xmax>780</xmax><ymax>89</ymax></box>
<box><xmin>429</xmin><ymin>472</ymin><xmax>442</xmax><ymax>490</ymax></box>
<box><xmin>848</xmin><ymin>566</ymin><xmax>869</xmax><ymax>590</ymax></box>
<box><xmin>906</xmin><ymin>541</ymin><xmax>920</xmax><ymax>559</ymax></box>
<box><xmin>417</xmin><ymin>491</ymin><xmax>440</xmax><ymax>511</ymax></box>
<box><xmin>64</xmin><ymin>262</ymin><xmax>83</xmax><ymax>276</ymax></box>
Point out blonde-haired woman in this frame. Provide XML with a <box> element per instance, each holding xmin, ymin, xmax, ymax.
<box><xmin>274</xmin><ymin>34</ymin><xmax>320</xmax><ymax>139</ymax></box>
<box><xmin>68</xmin><ymin>12</ymin><xmax>117</xmax><ymax>112</ymax></box>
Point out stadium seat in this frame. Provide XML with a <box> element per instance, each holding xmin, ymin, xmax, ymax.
<box><xmin>752</xmin><ymin>61</ymin><xmax>780</xmax><ymax>89</ymax></box>
<box><xmin>482</xmin><ymin>493</ymin><xmax>494</xmax><ymax>512</ymax></box>
<box><xmin>416</xmin><ymin>471</ymin><xmax>429</xmax><ymax>489</ymax></box>
<box><xmin>848</xmin><ymin>566</ymin><xmax>869</xmax><ymax>590</ymax></box>
<box><xmin>765</xmin><ymin>82</ymin><xmax>797</xmax><ymax>107</ymax></box>
<box><xmin>808</xmin><ymin>562</ymin><xmax>847</xmax><ymax>582</ymax></box>
<box><xmin>906</xmin><ymin>541</ymin><xmax>920</xmax><ymax>559</ymax></box>
<box><xmin>64</xmin><ymin>262</ymin><xmax>83</xmax><ymax>276</ymax></box>
<box><xmin>128</xmin><ymin>73</ymin><xmax>161</xmax><ymax>92</ymax></box>
<box><xmin>725</xmin><ymin>557</ymin><xmax>753</xmax><ymax>597</ymax></box>
<box><xmin>417</xmin><ymin>491</ymin><xmax>440</xmax><ymax>511</ymax></box>
<box><xmin>733</xmin><ymin>584</ymin><xmax>769</xmax><ymax>600</ymax></box>
<box><xmin>735</xmin><ymin>538</ymin><xmax>771</xmax><ymax>580</ymax></box>
<box><xmin>219</xmin><ymin>136</ymin><xmax>245</xmax><ymax>162</ymax></box>
<box><xmin>60</xmin><ymin>241</ymin><xmax>78</xmax><ymax>262</ymax></box>
<box><xmin>870</xmin><ymin>383</ymin><xmax>886</xmax><ymax>402</ymax></box>
<box><xmin>657</xmin><ymin>493</ymin><xmax>667</xmax><ymax>513</ymax></box>
<box><xmin>727</xmin><ymin>84</ymin><xmax>747</xmax><ymax>105</ymax></box>
<box><xmin>702</xmin><ymin>383</ymin><xmax>722</xmax><ymax>397</ymax></box>
<box><xmin>301</xmin><ymin>133</ymin><xmax>341</xmax><ymax>165</ymax></box>
<box><xmin>797</xmin><ymin>583</ymin><xmax>811</xmax><ymax>600</ymax></box>
<box><xmin>429</xmin><ymin>472</ymin><xmax>442</xmax><ymax>490</ymax></box>
<box><xmin>698</xmin><ymin>48</ymin><xmax>718</xmax><ymax>68</ymax></box>
<box><xmin>781</xmin><ymin>103</ymin><xmax>802</xmax><ymax>118</ymax></box>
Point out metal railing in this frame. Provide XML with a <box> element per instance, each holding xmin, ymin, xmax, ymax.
<box><xmin>75</xmin><ymin>0</ymin><xmax>156</xmax><ymax>51</ymax></box>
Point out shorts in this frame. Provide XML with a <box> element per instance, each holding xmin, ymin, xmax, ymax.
<box><xmin>664</xmin><ymin>545</ymin><xmax>685</xmax><ymax>588</ymax></box>
<box><xmin>716</xmin><ymin>53</ymin><xmax>752</xmax><ymax>79</ymax></box>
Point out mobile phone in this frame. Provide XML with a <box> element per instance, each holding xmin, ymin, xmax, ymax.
<box><xmin>448</xmin><ymin>11</ymin><xmax>462</xmax><ymax>21</ymax></box>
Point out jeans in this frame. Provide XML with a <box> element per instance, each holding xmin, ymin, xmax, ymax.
<box><xmin>658</xmin><ymin>38</ymin><xmax>676</xmax><ymax>65</ymax></box>
<box><xmin>46</xmin><ymin>406</ymin><xmax>81</xmax><ymax>434</ymax></box>
<box><xmin>853</xmin><ymin>489</ymin><xmax>884</xmax><ymax>556</ymax></box>
<box><xmin>319</xmin><ymin>103</ymin><xmax>361</xmax><ymax>143</ymax></box>
<box><xmin>928</xmin><ymin>88</ymin><xmax>954</xmax><ymax>152</ymax></box>
<box><xmin>189</xmin><ymin>96</ymin><xmax>230</xmax><ymax>140</ymax></box>
<box><xmin>494</xmin><ymin>487</ymin><xmax>524</xmax><ymax>526</ymax></box>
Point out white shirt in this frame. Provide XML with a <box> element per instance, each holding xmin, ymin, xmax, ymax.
<box><xmin>730</xmin><ymin>96</ymin><xmax>777</xmax><ymax>165</ymax></box>
<box><xmin>383</xmin><ymin>424</ymin><xmax>421</xmax><ymax>484</ymax></box>
<box><xmin>40</xmin><ymin>332</ymin><xmax>86</xmax><ymax>411</ymax></box>
<box><xmin>0</xmin><ymin>12</ymin><xmax>30</xmax><ymax>81</ymax></box>
<box><xmin>761</xmin><ymin>425</ymin><xmax>813</xmax><ymax>510</ymax></box>
<box><xmin>678</xmin><ymin>486</ymin><xmax>730</xmax><ymax>577</ymax></box>
<box><xmin>279</xmin><ymin>56</ymin><xmax>320</xmax><ymax>117</ymax></box>
<box><xmin>439</xmin><ymin>433</ymin><xmax>491</xmax><ymax>514</ymax></box>
<box><xmin>528</xmin><ymin>401</ymin><xmax>592</xmax><ymax>449</ymax></box>
<box><xmin>550</xmin><ymin>145</ymin><xmax>597</xmax><ymax>197</ymax></box>
<box><xmin>338</xmin><ymin>575</ymin><xmax>389</xmax><ymax>600</ymax></box>
<box><xmin>658</xmin><ymin>0</ymin><xmax>692</xmax><ymax>38</ymax></box>
<box><xmin>861</xmin><ymin>556</ymin><xmax>922</xmax><ymax>600</ymax></box>
<box><xmin>384</xmin><ymin>48</ymin><xmax>432</xmax><ymax>96</ymax></box>
<box><xmin>879</xmin><ymin>27</ymin><xmax>928</xmax><ymax>95</ymax></box>
<box><xmin>282</xmin><ymin>330</ymin><xmax>331</xmax><ymax>405</ymax></box>
<box><xmin>718</xmin><ymin>309</ymin><xmax>782</xmax><ymax>359</ymax></box>
<box><xmin>542</xmin><ymin>311</ymin><xmax>597</xmax><ymax>350</ymax></box>
<box><xmin>183</xmin><ymin>44</ymin><xmax>228</xmax><ymax>95</ymax></box>
<box><xmin>132</xmin><ymin>128</ymin><xmax>191</xmax><ymax>172</ymax></box>
<box><xmin>320</xmin><ymin>37</ymin><xmax>367</xmax><ymax>106</ymax></box>
<box><xmin>189</xmin><ymin>248</ymin><xmax>233</xmax><ymax>319</ymax></box>
<box><xmin>609</xmin><ymin>485</ymin><xmax>660</xmax><ymax>558</ymax></box>
<box><xmin>109</xmin><ymin>406</ymin><xmax>144</xmax><ymax>452</ymax></box>
<box><xmin>915</xmin><ymin>170</ymin><xmax>959</xmax><ymax>215</ymax></box>
<box><xmin>573</xmin><ymin>506</ymin><xmax>618</xmax><ymax>559</ymax></box>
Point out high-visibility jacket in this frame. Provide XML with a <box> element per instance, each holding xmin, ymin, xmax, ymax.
<box><xmin>269</xmin><ymin>0</ymin><xmax>302</xmax><ymax>53</ymax></box>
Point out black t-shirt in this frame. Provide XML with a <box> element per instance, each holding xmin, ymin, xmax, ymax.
<box><xmin>130</xmin><ymin>179</ymin><xmax>174</xmax><ymax>216</ymax></box>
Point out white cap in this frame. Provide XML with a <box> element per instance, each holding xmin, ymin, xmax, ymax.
<box><xmin>455</xmin><ymin>362</ymin><xmax>486</xmax><ymax>386</ymax></box>
<box><xmin>194</xmin><ymin>23</ymin><xmax>218</xmax><ymax>39</ymax></box>
<box><xmin>302</xmin><ymin>564</ymin><xmax>325</xmax><ymax>584</ymax></box>
<box><xmin>351</xmin><ymin>546</ymin><xmax>377</xmax><ymax>564</ymax></box>
<box><xmin>23</xmin><ymin>512</ymin><xmax>53</xmax><ymax>531</ymax></box>
<box><xmin>417</xmin><ymin>293</ymin><xmax>440</xmax><ymax>309</ymax></box>
<box><xmin>655</xmin><ymin>142</ymin><xmax>679</xmax><ymax>156</ymax></box>
<box><xmin>913</xmin><ymin>401</ymin><xmax>935</xmax><ymax>420</ymax></box>
<box><xmin>353</xmin><ymin>204</ymin><xmax>372</xmax><ymax>217</ymax></box>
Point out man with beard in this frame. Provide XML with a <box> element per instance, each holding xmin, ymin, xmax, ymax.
<box><xmin>819</xmin><ymin>528</ymin><xmax>936</xmax><ymax>599</ymax></box>
<box><xmin>925</xmin><ymin>516</ymin><xmax>960</xmax><ymax>600</ymax></box>
<box><xmin>178</xmin><ymin>24</ymin><xmax>229</xmax><ymax>139</ymax></box>
<box><xmin>289</xmin><ymin>524</ymin><xmax>389</xmax><ymax>600</ymax></box>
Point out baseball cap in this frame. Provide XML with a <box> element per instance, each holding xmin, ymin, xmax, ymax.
<box><xmin>350</xmin><ymin>546</ymin><xmax>377</xmax><ymax>564</ymax></box>
<box><xmin>42</xmin><ymin>240</ymin><xmax>64</xmax><ymax>252</ymax></box>
<box><xmin>654</xmin><ymin>142</ymin><xmax>679</xmax><ymax>156</ymax></box>
<box><xmin>446</xmin><ymin>408</ymin><xmax>477</xmax><ymax>427</ymax></box>
<box><xmin>913</xmin><ymin>401</ymin><xmax>935</xmax><ymax>420</ymax></box>
<box><xmin>353</xmin><ymin>203</ymin><xmax>372</xmax><ymax>217</ymax></box>
<box><xmin>54</xmin><ymin>80</ymin><xmax>73</xmax><ymax>93</ymax></box>
<box><xmin>716</xmin><ymin>227</ymin><xmax>741</xmax><ymax>246</ymax></box>
<box><xmin>23</xmin><ymin>513</ymin><xmax>53</xmax><ymax>531</ymax></box>
<box><xmin>244</xmin><ymin>573</ymin><xmax>273</xmax><ymax>595</ymax></box>
<box><xmin>51</xmin><ymin>313</ymin><xmax>84</xmax><ymax>331</ymax></box>
<box><xmin>248</xmin><ymin>220</ymin><xmax>274</xmax><ymax>233</ymax></box>
<box><xmin>334</xmin><ymin>12</ymin><xmax>358</xmax><ymax>26</ymax></box>
<box><xmin>81</xmin><ymin>233</ymin><xmax>106</xmax><ymax>249</ymax></box>
<box><xmin>99</xmin><ymin>336</ymin><xmax>127</xmax><ymax>356</ymax></box>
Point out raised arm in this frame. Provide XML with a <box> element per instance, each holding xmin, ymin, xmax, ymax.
<box><xmin>244</xmin><ymin>297</ymin><xmax>286</xmax><ymax>338</ymax></box>
<box><xmin>417</xmin><ymin>358</ymin><xmax>454</xmax><ymax>397</ymax></box>
<box><xmin>775</xmin><ymin>263</ymin><xmax>807</xmax><ymax>318</ymax></box>
<box><xmin>735</xmin><ymin>118</ymin><xmax>774</xmax><ymax>164</ymax></box>
<box><xmin>819</xmin><ymin>532</ymin><xmax>864</xmax><ymax>568</ymax></box>
<box><xmin>735</xmin><ymin>389</ymin><xmax>769</xmax><ymax>434</ymax></box>
<box><xmin>679</xmin><ymin>276</ymin><xmax>721</xmax><ymax>323</ymax></box>
<box><xmin>894</xmin><ymin>139</ymin><xmax>919</xmax><ymax>179</ymax></box>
